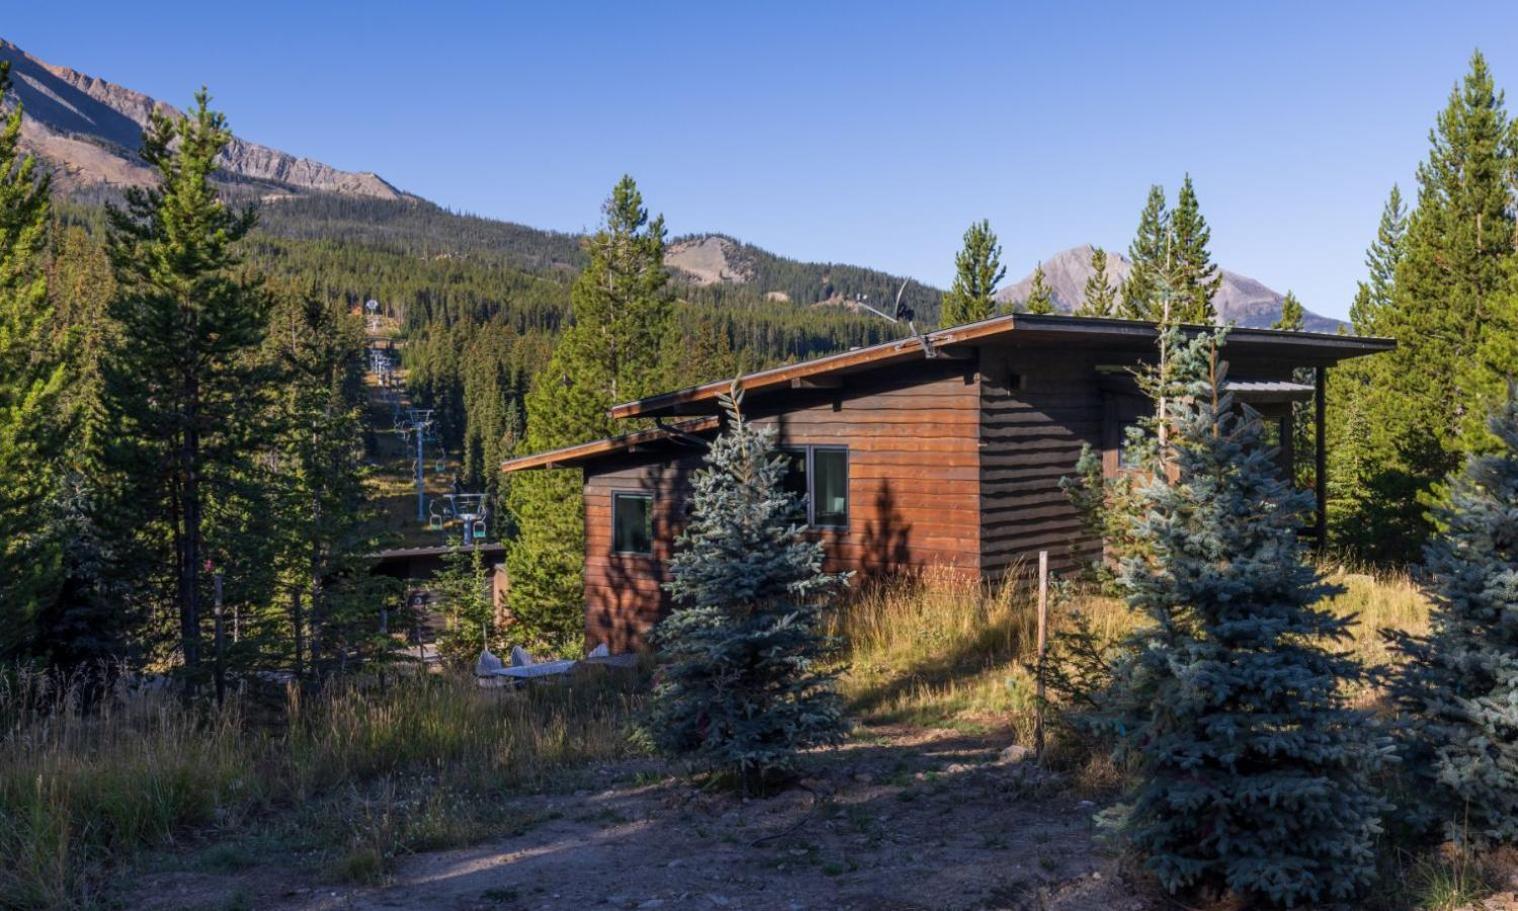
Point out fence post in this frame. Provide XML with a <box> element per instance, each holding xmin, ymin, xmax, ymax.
<box><xmin>1035</xmin><ymin>550</ymin><xmax>1049</xmax><ymax>759</ymax></box>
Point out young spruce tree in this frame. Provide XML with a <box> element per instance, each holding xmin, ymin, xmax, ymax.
<box><xmin>1021</xmin><ymin>262</ymin><xmax>1056</xmax><ymax>314</ymax></box>
<box><xmin>939</xmin><ymin>219</ymin><xmax>1006</xmax><ymax>326</ymax></box>
<box><xmin>649</xmin><ymin>383</ymin><xmax>847</xmax><ymax>793</ymax></box>
<box><xmin>1387</xmin><ymin>388</ymin><xmax>1518</xmax><ymax>846</ymax></box>
<box><xmin>1076</xmin><ymin>246</ymin><xmax>1118</xmax><ymax>317</ymax></box>
<box><xmin>1101</xmin><ymin>325</ymin><xmax>1385</xmax><ymax>907</ymax></box>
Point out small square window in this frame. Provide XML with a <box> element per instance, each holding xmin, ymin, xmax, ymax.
<box><xmin>612</xmin><ymin>492</ymin><xmax>653</xmax><ymax>554</ymax></box>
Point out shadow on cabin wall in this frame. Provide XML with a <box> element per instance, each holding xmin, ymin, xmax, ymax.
<box><xmin>859</xmin><ymin>480</ymin><xmax>913</xmax><ymax>583</ymax></box>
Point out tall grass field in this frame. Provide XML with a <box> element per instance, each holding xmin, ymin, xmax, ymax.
<box><xmin>0</xmin><ymin>565</ymin><xmax>1430</xmax><ymax>909</ymax></box>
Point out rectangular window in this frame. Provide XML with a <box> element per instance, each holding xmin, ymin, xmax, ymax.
<box><xmin>779</xmin><ymin>446</ymin><xmax>849</xmax><ymax>528</ymax></box>
<box><xmin>612</xmin><ymin>492</ymin><xmax>653</xmax><ymax>554</ymax></box>
<box><xmin>811</xmin><ymin>448</ymin><xmax>848</xmax><ymax>526</ymax></box>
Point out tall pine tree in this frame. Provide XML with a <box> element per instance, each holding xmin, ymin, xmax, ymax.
<box><xmin>1350</xmin><ymin>184</ymin><xmax>1408</xmax><ymax>333</ymax></box>
<box><xmin>1350</xmin><ymin>52</ymin><xmax>1517</xmax><ymax>560</ymax></box>
<box><xmin>1165</xmin><ymin>174</ymin><xmax>1223</xmax><ymax>324</ymax></box>
<box><xmin>939</xmin><ymin>219</ymin><xmax>1005</xmax><ymax>325</ymax></box>
<box><xmin>101</xmin><ymin>90</ymin><xmax>271</xmax><ymax>689</ymax></box>
<box><xmin>505</xmin><ymin>176</ymin><xmax>672</xmax><ymax>653</ymax></box>
<box><xmin>266</xmin><ymin>283</ymin><xmax>387</xmax><ymax>679</ymax></box>
<box><xmin>0</xmin><ymin>59</ymin><xmax>69</xmax><ymax>662</ymax></box>
<box><xmin>1119</xmin><ymin>185</ymin><xmax>1168</xmax><ymax>320</ymax></box>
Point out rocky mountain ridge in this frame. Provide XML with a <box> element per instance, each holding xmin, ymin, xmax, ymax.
<box><xmin>997</xmin><ymin>244</ymin><xmax>1341</xmax><ymax>331</ymax></box>
<box><xmin>1</xmin><ymin>38</ymin><xmax>404</xmax><ymax>200</ymax></box>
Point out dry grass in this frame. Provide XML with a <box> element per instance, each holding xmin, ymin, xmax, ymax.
<box><xmin>0</xmin><ymin>565</ymin><xmax>1437</xmax><ymax>909</ymax></box>
<box><xmin>829</xmin><ymin>563</ymin><xmax>1432</xmax><ymax>744</ymax></box>
<box><xmin>0</xmin><ymin>668</ymin><xmax>646</xmax><ymax>909</ymax></box>
<box><xmin>828</xmin><ymin>568</ymin><xmax>1132</xmax><ymax>744</ymax></box>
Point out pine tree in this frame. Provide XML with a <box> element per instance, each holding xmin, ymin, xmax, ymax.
<box><xmin>1350</xmin><ymin>52</ymin><xmax>1518</xmax><ymax>560</ymax></box>
<box><xmin>663</xmin><ymin>312</ymin><xmax>739</xmax><ymax>387</ymax></box>
<box><xmin>1351</xmin><ymin>184</ymin><xmax>1408</xmax><ymax>333</ymax></box>
<box><xmin>1388</xmin><ymin>388</ymin><xmax>1518</xmax><ymax>845</ymax></box>
<box><xmin>648</xmin><ymin>384</ymin><xmax>847</xmax><ymax>793</ymax></box>
<box><xmin>266</xmin><ymin>283</ymin><xmax>388</xmax><ymax>679</ymax></box>
<box><xmin>1099</xmin><ymin>325</ymin><xmax>1385</xmax><ymax>906</ymax></box>
<box><xmin>1165</xmin><ymin>174</ymin><xmax>1223</xmax><ymax>324</ymax></box>
<box><xmin>101</xmin><ymin>90</ymin><xmax>271</xmax><ymax>691</ymax></box>
<box><xmin>505</xmin><ymin>176</ymin><xmax>673</xmax><ymax>653</ymax></box>
<box><xmin>1021</xmin><ymin>262</ymin><xmax>1056</xmax><ymax>314</ymax></box>
<box><xmin>0</xmin><ymin>59</ymin><xmax>69</xmax><ymax>662</ymax></box>
<box><xmin>939</xmin><ymin>219</ymin><xmax>1005</xmax><ymax>325</ymax></box>
<box><xmin>431</xmin><ymin>544</ymin><xmax>498</xmax><ymax>665</ymax></box>
<box><xmin>1120</xmin><ymin>185</ymin><xmax>1168</xmax><ymax>320</ymax></box>
<box><xmin>1273</xmin><ymin>290</ymin><xmax>1305</xmax><ymax>330</ymax></box>
<box><xmin>1076</xmin><ymin>246</ymin><xmax>1118</xmax><ymax>317</ymax></box>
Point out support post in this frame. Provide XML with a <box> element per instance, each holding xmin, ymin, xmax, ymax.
<box><xmin>416</xmin><ymin>429</ymin><xmax>426</xmax><ymax>522</ymax></box>
<box><xmin>1034</xmin><ymin>550</ymin><xmax>1049</xmax><ymax>759</ymax></box>
<box><xmin>1315</xmin><ymin>366</ymin><xmax>1328</xmax><ymax>549</ymax></box>
<box><xmin>213</xmin><ymin>571</ymin><xmax>226</xmax><ymax>708</ymax></box>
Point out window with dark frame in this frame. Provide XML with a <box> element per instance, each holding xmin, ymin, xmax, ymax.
<box><xmin>611</xmin><ymin>492</ymin><xmax>653</xmax><ymax>554</ymax></box>
<box><xmin>780</xmin><ymin>446</ymin><xmax>849</xmax><ymax>528</ymax></box>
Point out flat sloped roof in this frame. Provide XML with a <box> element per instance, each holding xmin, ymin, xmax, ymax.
<box><xmin>608</xmin><ymin>313</ymin><xmax>1393</xmax><ymax>420</ymax></box>
<box><xmin>499</xmin><ymin>415</ymin><xmax>719</xmax><ymax>474</ymax></box>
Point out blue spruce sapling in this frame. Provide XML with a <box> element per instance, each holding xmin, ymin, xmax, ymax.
<box><xmin>648</xmin><ymin>382</ymin><xmax>848</xmax><ymax>793</ymax></box>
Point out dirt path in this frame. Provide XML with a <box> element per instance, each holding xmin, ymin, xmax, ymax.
<box><xmin>132</xmin><ymin>727</ymin><xmax>1152</xmax><ymax>911</ymax></box>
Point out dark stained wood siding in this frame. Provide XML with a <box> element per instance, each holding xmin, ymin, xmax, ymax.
<box><xmin>581</xmin><ymin>358</ymin><xmax>982</xmax><ymax>651</ymax></box>
<box><xmin>583</xmin><ymin>451</ymin><xmax>702</xmax><ymax>652</ymax></box>
<box><xmin>748</xmin><ymin>360</ymin><xmax>983</xmax><ymax>581</ymax></box>
<box><xmin>978</xmin><ymin>345</ymin><xmax>1106</xmax><ymax>579</ymax></box>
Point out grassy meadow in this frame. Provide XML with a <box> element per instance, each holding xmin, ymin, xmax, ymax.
<box><xmin>0</xmin><ymin>565</ymin><xmax>1436</xmax><ymax>909</ymax></box>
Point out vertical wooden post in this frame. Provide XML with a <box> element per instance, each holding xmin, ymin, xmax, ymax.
<box><xmin>212</xmin><ymin>571</ymin><xmax>226</xmax><ymax>708</ymax></box>
<box><xmin>1034</xmin><ymin>550</ymin><xmax>1049</xmax><ymax>759</ymax></box>
<box><xmin>1315</xmin><ymin>366</ymin><xmax>1328</xmax><ymax>549</ymax></box>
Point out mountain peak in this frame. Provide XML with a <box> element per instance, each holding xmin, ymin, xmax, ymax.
<box><xmin>0</xmin><ymin>38</ymin><xmax>406</xmax><ymax>200</ymax></box>
<box><xmin>996</xmin><ymin>244</ymin><xmax>1341</xmax><ymax>331</ymax></box>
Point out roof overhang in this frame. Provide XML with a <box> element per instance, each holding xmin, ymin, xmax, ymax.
<box><xmin>608</xmin><ymin>313</ymin><xmax>1394</xmax><ymax>420</ymax></box>
<box><xmin>499</xmin><ymin>416</ymin><xmax>719</xmax><ymax>474</ymax></box>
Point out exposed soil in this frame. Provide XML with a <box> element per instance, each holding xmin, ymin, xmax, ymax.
<box><xmin>127</xmin><ymin>726</ymin><xmax>1154</xmax><ymax>911</ymax></box>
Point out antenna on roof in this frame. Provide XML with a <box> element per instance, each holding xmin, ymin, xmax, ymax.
<box><xmin>851</xmin><ymin>279</ymin><xmax>939</xmax><ymax>358</ymax></box>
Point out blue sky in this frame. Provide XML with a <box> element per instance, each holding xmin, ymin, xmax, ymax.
<box><xmin>9</xmin><ymin>1</ymin><xmax>1518</xmax><ymax>319</ymax></box>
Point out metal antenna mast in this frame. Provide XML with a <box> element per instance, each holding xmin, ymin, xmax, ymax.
<box><xmin>852</xmin><ymin>279</ymin><xmax>940</xmax><ymax>358</ymax></box>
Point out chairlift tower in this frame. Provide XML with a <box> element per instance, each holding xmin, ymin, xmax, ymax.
<box><xmin>396</xmin><ymin>408</ymin><xmax>435</xmax><ymax>521</ymax></box>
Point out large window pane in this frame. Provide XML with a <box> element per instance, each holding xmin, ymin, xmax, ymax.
<box><xmin>612</xmin><ymin>493</ymin><xmax>653</xmax><ymax>554</ymax></box>
<box><xmin>811</xmin><ymin>448</ymin><xmax>848</xmax><ymax>527</ymax></box>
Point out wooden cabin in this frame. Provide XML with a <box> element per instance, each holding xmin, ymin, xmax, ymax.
<box><xmin>500</xmin><ymin>314</ymin><xmax>1393</xmax><ymax>651</ymax></box>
